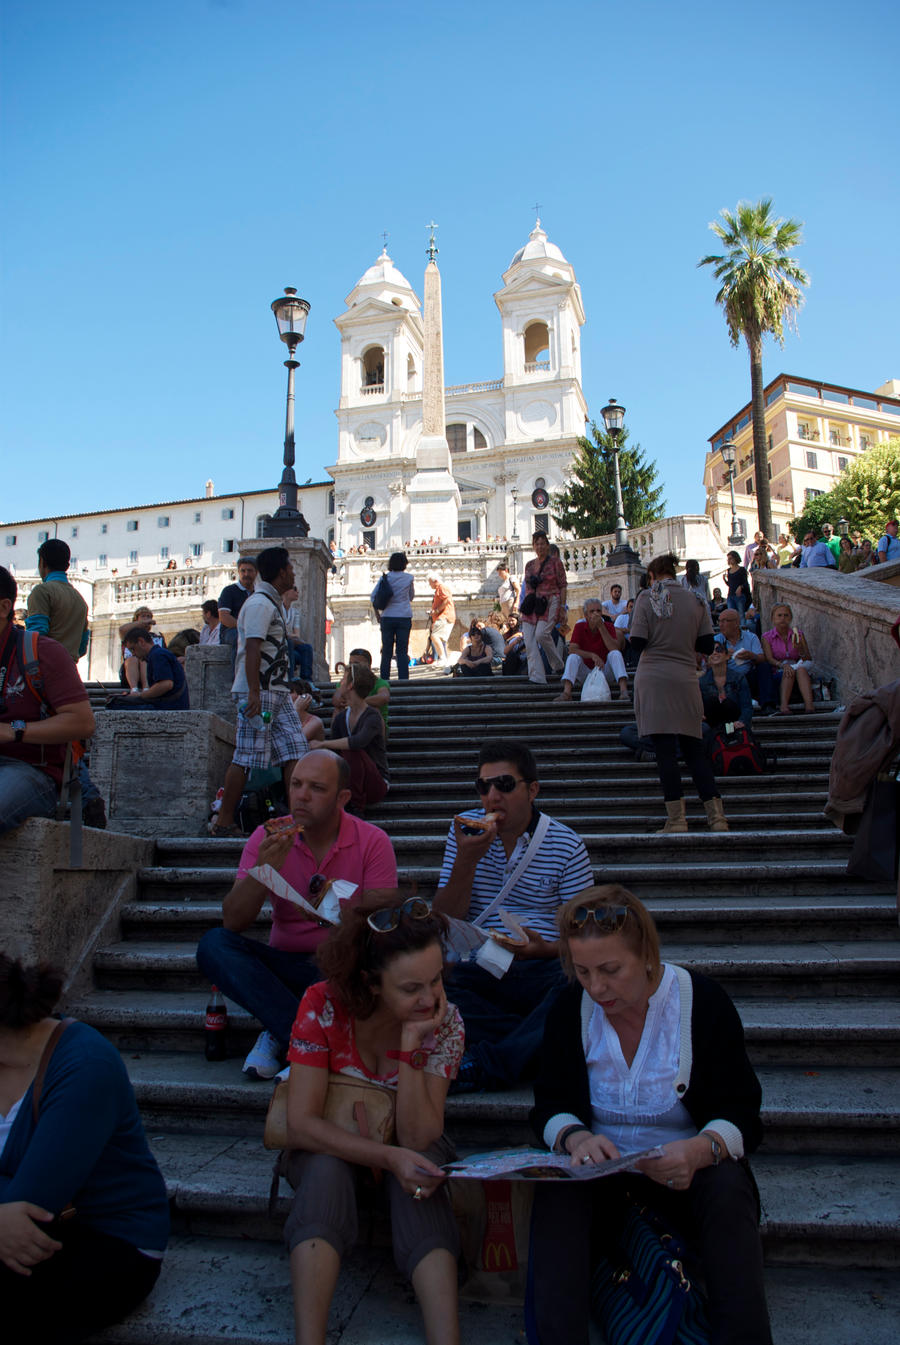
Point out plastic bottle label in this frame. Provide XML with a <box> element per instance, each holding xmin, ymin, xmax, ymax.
<box><xmin>206</xmin><ymin>1011</ymin><xmax>227</xmax><ymax>1030</ymax></box>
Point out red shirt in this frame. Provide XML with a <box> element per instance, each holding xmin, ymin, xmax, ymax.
<box><xmin>569</xmin><ymin>618</ymin><xmax>618</xmax><ymax>666</ymax></box>
<box><xmin>237</xmin><ymin>810</ymin><xmax>398</xmax><ymax>952</ymax></box>
<box><xmin>0</xmin><ymin>629</ymin><xmax>89</xmax><ymax>786</ymax></box>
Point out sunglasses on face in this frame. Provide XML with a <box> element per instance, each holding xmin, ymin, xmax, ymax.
<box><xmin>366</xmin><ymin>896</ymin><xmax>433</xmax><ymax>933</ymax></box>
<box><xmin>568</xmin><ymin>905</ymin><xmax>629</xmax><ymax>932</ymax></box>
<box><xmin>474</xmin><ymin>774</ymin><xmax>527</xmax><ymax>795</ymax></box>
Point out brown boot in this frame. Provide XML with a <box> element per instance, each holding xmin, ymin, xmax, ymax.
<box><xmin>656</xmin><ymin>799</ymin><xmax>688</xmax><ymax>833</ymax></box>
<box><xmin>703</xmin><ymin>797</ymin><xmax>729</xmax><ymax>832</ymax></box>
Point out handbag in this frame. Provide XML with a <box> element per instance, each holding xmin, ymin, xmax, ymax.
<box><xmin>372</xmin><ymin>572</ymin><xmax>393</xmax><ymax>615</ymax></box>
<box><xmin>580</xmin><ymin>666</ymin><xmax>611</xmax><ymax>702</ymax></box>
<box><xmin>591</xmin><ymin>1202</ymin><xmax>710</xmax><ymax>1345</ymax></box>
<box><xmin>846</xmin><ymin>770</ymin><xmax>900</xmax><ymax>882</ymax></box>
<box><xmin>263</xmin><ymin>1069</ymin><xmax>395</xmax><ymax>1151</ymax></box>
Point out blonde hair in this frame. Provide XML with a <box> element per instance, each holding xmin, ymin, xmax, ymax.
<box><xmin>556</xmin><ymin>884</ymin><xmax>661</xmax><ymax>983</ymax></box>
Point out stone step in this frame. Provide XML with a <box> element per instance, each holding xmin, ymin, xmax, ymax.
<box><xmin>139</xmin><ymin>1132</ymin><xmax>900</xmax><ymax>1268</ymax></box>
<box><xmin>69</xmin><ymin>989</ymin><xmax>900</xmax><ymax>1065</ymax></box>
<box><xmin>121</xmin><ymin>1053</ymin><xmax>900</xmax><ymax>1155</ymax></box>
<box><xmin>120</xmin><ymin>893</ymin><xmax>899</xmax><ymax>946</ymax></box>
<box><xmin>369</xmin><ymin>792</ymin><xmax>833</xmax><ymax>819</ymax></box>
<box><xmin>88</xmin><ymin>1239</ymin><xmax>900</xmax><ymax>1345</ymax></box>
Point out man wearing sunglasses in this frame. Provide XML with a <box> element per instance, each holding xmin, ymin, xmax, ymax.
<box><xmin>435</xmin><ymin>739</ymin><xmax>593</xmax><ymax>1092</ymax></box>
<box><xmin>196</xmin><ymin>749</ymin><xmax>398</xmax><ymax>1081</ymax></box>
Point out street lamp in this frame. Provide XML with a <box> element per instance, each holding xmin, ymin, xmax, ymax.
<box><xmin>720</xmin><ymin>441</ymin><xmax>742</xmax><ymax>546</ymax></box>
<box><xmin>337</xmin><ymin>502</ymin><xmax>346</xmax><ymax>553</ymax></box>
<box><xmin>600</xmin><ymin>398</ymin><xmax>640</xmax><ymax>566</ymax></box>
<box><xmin>510</xmin><ymin>485</ymin><xmax>519</xmax><ymax>541</ymax></box>
<box><xmin>838</xmin><ymin>517</ymin><xmax>849</xmax><ymax>538</ymax></box>
<box><xmin>264</xmin><ymin>287</ymin><xmax>311</xmax><ymax>538</ymax></box>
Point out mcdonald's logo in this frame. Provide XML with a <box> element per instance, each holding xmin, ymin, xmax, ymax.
<box><xmin>483</xmin><ymin>1239</ymin><xmax>515</xmax><ymax>1272</ymax></box>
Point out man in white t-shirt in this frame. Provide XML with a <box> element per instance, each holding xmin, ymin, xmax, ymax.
<box><xmin>210</xmin><ymin>547</ymin><xmax>309</xmax><ymax>836</ymax></box>
<box><xmin>601</xmin><ymin>583</ymin><xmax>628</xmax><ymax>619</ymax></box>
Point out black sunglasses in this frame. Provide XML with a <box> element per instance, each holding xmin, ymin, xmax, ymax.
<box><xmin>474</xmin><ymin>774</ymin><xmax>528</xmax><ymax>796</ymax></box>
<box><xmin>367</xmin><ymin>896</ymin><xmax>433</xmax><ymax>933</ymax></box>
<box><xmin>568</xmin><ymin>905</ymin><xmax>629</xmax><ymax>931</ymax></box>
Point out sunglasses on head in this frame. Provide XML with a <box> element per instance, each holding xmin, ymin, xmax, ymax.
<box><xmin>366</xmin><ymin>896</ymin><xmax>433</xmax><ymax>933</ymax></box>
<box><xmin>568</xmin><ymin>905</ymin><xmax>629</xmax><ymax>932</ymax></box>
<box><xmin>475</xmin><ymin>774</ymin><xmax>527</xmax><ymax>795</ymax></box>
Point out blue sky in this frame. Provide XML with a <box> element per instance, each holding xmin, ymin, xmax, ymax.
<box><xmin>2</xmin><ymin>0</ymin><xmax>898</xmax><ymax>525</ymax></box>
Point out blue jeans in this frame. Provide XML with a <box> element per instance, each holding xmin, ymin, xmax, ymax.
<box><xmin>0</xmin><ymin>757</ymin><xmax>58</xmax><ymax>836</ymax></box>
<box><xmin>446</xmin><ymin>957</ymin><xmax>567</xmax><ymax>1085</ymax></box>
<box><xmin>727</xmin><ymin>594</ymin><xmax>748</xmax><ymax>620</ymax></box>
<box><xmin>379</xmin><ymin>617</ymin><xmax>411</xmax><ymax>680</ymax></box>
<box><xmin>289</xmin><ymin>641</ymin><xmax>314</xmax><ymax>680</ymax></box>
<box><xmin>196</xmin><ymin>927</ymin><xmax>322</xmax><ymax>1048</ymax></box>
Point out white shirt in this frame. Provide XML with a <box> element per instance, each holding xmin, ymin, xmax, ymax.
<box><xmin>587</xmin><ymin>964</ymin><xmax>697</xmax><ymax>1154</ymax></box>
<box><xmin>602</xmin><ymin>597</ymin><xmax>628</xmax><ymax>617</ymax></box>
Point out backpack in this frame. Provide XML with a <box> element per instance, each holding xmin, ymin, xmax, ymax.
<box><xmin>235</xmin><ymin>766</ymin><xmax>289</xmax><ymax>835</ymax></box>
<box><xmin>707</xmin><ymin>724</ymin><xmax>768</xmax><ymax>776</ymax></box>
<box><xmin>9</xmin><ymin>629</ymin><xmax>85</xmax><ymax>765</ymax></box>
<box><xmin>372</xmin><ymin>572</ymin><xmax>392</xmax><ymax>615</ymax></box>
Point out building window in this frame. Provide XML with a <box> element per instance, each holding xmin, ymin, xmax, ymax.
<box><xmin>160</xmin><ymin>547</ymin><xmax>169</xmax><ymax>560</ymax></box>
<box><xmin>129</xmin><ymin>550</ymin><xmax>139</xmax><ymax>564</ymax></box>
<box><xmin>458</xmin><ymin>520</ymin><xmax>472</xmax><ymax>542</ymax></box>
<box><xmin>127</xmin><ymin>519</ymin><xmax>139</xmax><ymax>532</ymax></box>
<box><xmin>534</xmin><ymin>512</ymin><xmax>549</xmax><ymax>533</ymax></box>
<box><xmin>194</xmin><ymin>511</ymin><xmax>202</xmax><ymax>524</ymax></box>
<box><xmin>523</xmin><ymin>321</ymin><xmax>550</xmax><ymax>368</ymax></box>
<box><xmin>327</xmin><ymin>527</ymin><xmax>335</xmax><ymax>546</ymax></box>
<box><xmin>362</xmin><ymin>346</ymin><xmax>385</xmax><ymax>387</ymax></box>
<box><xmin>805</xmin><ymin>488</ymin><xmax>824</xmax><ymax>502</ymax></box>
<box><xmin>37</xmin><ymin>530</ymin><xmax>49</xmax><ymax>544</ymax></box>
<box><xmin>223</xmin><ymin>539</ymin><xmax>235</xmax><ymax>553</ymax></box>
<box><xmin>829</xmin><ymin>428</ymin><xmax>842</xmax><ymax>446</ymax></box>
<box><xmin>158</xmin><ymin>515</ymin><xmax>170</xmax><ymax>528</ymax></box>
<box><xmin>837</xmin><ymin>456</ymin><xmax>848</xmax><ymax>473</ymax></box>
<box><xmin>362</xmin><ymin>530</ymin><xmax>376</xmax><ymax>550</ymax></box>
<box><xmin>327</xmin><ymin>490</ymin><xmax>335</xmax><ymax>516</ymax></box>
<box><xmin>446</xmin><ymin>423</ymin><xmax>467</xmax><ymax>455</ymax></box>
<box><xmin>71</xmin><ymin>526</ymin><xmax>78</xmax><ymax>539</ymax></box>
<box><xmin>256</xmin><ymin>515</ymin><xmax>271</xmax><ymax>538</ymax></box>
<box><xmin>70</xmin><ymin>557</ymin><xmax>78</xmax><ymax>568</ymax></box>
<box><xmin>221</xmin><ymin>507</ymin><xmax>234</xmax><ymax>520</ymax></box>
<box><xmin>859</xmin><ymin>434</ymin><xmax>872</xmax><ymax>451</ymax></box>
<box><xmin>805</xmin><ymin>451</ymin><xmax>818</xmax><ymax>470</ymax></box>
<box><xmin>473</xmin><ymin>426</ymin><xmax>486</xmax><ymax>450</ymax></box>
<box><xmin>745</xmin><ymin>479</ymin><xmax>754</xmax><ymax>494</ymax></box>
<box><xmin>190</xmin><ymin>543</ymin><xmax>203</xmax><ymax>558</ymax></box>
<box><xmin>98</xmin><ymin>554</ymin><xmax>107</xmax><ymax>567</ymax></box>
<box><xmin>5</xmin><ymin>535</ymin><xmax>16</xmax><ymax>546</ymax></box>
<box><xmin>101</xmin><ymin>523</ymin><xmax>108</xmax><ymax>534</ymax></box>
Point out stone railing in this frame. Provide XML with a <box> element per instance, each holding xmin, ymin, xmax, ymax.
<box><xmin>110</xmin><ymin>570</ymin><xmax>217</xmax><ymax>610</ymax></box>
<box><xmin>524</xmin><ymin>361</ymin><xmax>550</xmax><ymax>374</ymax></box>
<box><xmin>444</xmin><ymin>379</ymin><xmax>503</xmax><ymax>396</ymax></box>
<box><xmin>360</xmin><ymin>384</ymin><xmax>385</xmax><ymax>396</ymax></box>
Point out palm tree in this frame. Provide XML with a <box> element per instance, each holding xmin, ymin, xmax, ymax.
<box><xmin>699</xmin><ymin>198</ymin><xmax>809</xmax><ymax>541</ymax></box>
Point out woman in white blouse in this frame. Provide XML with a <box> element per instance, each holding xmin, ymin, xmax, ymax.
<box><xmin>527</xmin><ymin>885</ymin><xmax>771</xmax><ymax>1345</ymax></box>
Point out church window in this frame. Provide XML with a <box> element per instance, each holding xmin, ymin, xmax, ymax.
<box><xmin>362</xmin><ymin>346</ymin><xmax>385</xmax><ymax>387</ymax></box>
<box><xmin>407</xmin><ymin>354</ymin><xmax>417</xmax><ymax>390</ymax></box>
<box><xmin>473</xmin><ymin>426</ymin><xmax>487</xmax><ymax>450</ymax></box>
<box><xmin>533</xmin><ymin>512</ymin><xmax>549</xmax><ymax>533</ymax></box>
<box><xmin>363</xmin><ymin>530</ymin><xmax>376</xmax><ymax>550</ymax></box>
<box><xmin>458</xmin><ymin>520</ymin><xmax>472</xmax><ymax>542</ymax></box>
<box><xmin>327</xmin><ymin>490</ymin><xmax>335</xmax><ymax>515</ymax></box>
<box><xmin>446</xmin><ymin>423</ymin><xmax>467</xmax><ymax>455</ymax></box>
<box><xmin>524</xmin><ymin>321</ymin><xmax>550</xmax><ymax>368</ymax></box>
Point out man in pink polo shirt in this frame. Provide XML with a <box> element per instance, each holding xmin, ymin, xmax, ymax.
<box><xmin>196</xmin><ymin>749</ymin><xmax>397</xmax><ymax>1079</ymax></box>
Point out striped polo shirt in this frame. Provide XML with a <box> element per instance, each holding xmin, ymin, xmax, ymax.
<box><xmin>439</xmin><ymin>808</ymin><xmax>595</xmax><ymax>941</ymax></box>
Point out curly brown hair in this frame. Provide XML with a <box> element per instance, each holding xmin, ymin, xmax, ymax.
<box><xmin>0</xmin><ymin>954</ymin><xmax>64</xmax><ymax>1029</ymax></box>
<box><xmin>315</xmin><ymin>903</ymin><xmax>449</xmax><ymax>1019</ymax></box>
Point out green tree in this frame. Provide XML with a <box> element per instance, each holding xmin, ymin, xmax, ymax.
<box><xmin>699</xmin><ymin>198</ymin><xmax>809</xmax><ymax>542</ymax></box>
<box><xmin>552</xmin><ymin>421</ymin><xmax>666</xmax><ymax>538</ymax></box>
<box><xmin>790</xmin><ymin>438</ymin><xmax>900</xmax><ymax>541</ymax></box>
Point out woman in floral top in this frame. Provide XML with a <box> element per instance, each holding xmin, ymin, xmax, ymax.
<box><xmin>521</xmin><ymin>530</ymin><xmax>567</xmax><ymax>684</ymax></box>
<box><xmin>283</xmin><ymin>900</ymin><xmax>464</xmax><ymax>1345</ymax></box>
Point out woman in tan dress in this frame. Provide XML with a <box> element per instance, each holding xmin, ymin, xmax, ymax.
<box><xmin>629</xmin><ymin>554</ymin><xmax>727</xmax><ymax>832</ymax></box>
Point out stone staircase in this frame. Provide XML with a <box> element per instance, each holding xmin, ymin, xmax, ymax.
<box><xmin>72</xmin><ymin>677</ymin><xmax>900</xmax><ymax>1343</ymax></box>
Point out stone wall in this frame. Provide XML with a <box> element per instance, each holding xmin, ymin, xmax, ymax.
<box><xmin>752</xmin><ymin>566</ymin><xmax>900</xmax><ymax>699</ymax></box>
<box><xmin>91</xmin><ymin>710</ymin><xmax>235</xmax><ymax>837</ymax></box>
<box><xmin>0</xmin><ymin>819</ymin><xmax>152</xmax><ymax>996</ymax></box>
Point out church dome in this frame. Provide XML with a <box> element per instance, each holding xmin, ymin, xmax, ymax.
<box><xmin>355</xmin><ymin>247</ymin><xmax>416</xmax><ymax>294</ymax></box>
<box><xmin>509</xmin><ymin>221</ymin><xmax>567</xmax><ymax>267</ymax></box>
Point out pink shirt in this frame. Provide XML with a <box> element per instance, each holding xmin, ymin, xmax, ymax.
<box><xmin>237</xmin><ymin>811</ymin><xmax>398</xmax><ymax>952</ymax></box>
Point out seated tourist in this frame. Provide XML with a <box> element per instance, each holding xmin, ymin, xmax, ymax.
<box><xmin>714</xmin><ymin>608</ymin><xmax>775</xmax><ymax>713</ymax></box>
<box><xmin>0</xmin><ymin>953</ymin><xmax>169</xmax><ymax>1343</ymax></box>
<box><xmin>456</xmin><ymin>628</ymin><xmax>493</xmax><ymax>678</ymax></box>
<box><xmin>501</xmin><ymin>615</ymin><xmax>527</xmax><ymax>676</ymax></box>
<box><xmin>601</xmin><ymin>582</ymin><xmax>627</xmax><ymax>618</ymax></box>
<box><xmin>710</xmin><ymin>587</ymin><xmax>728</xmax><ymax>622</ymax></box>
<box><xmin>0</xmin><ymin>566</ymin><xmax>96</xmax><ymax>835</ymax></box>
<box><xmin>283</xmin><ymin>585</ymin><xmax>315</xmax><ymax>681</ymax></box>
<box><xmin>528</xmin><ymin>885</ymin><xmax>772</xmax><ymax>1345</ymax></box>
<box><xmin>199</xmin><ymin>600</ymin><xmax>221</xmax><ymax>644</ymax></box>
<box><xmin>333</xmin><ymin>647</ymin><xmax>390</xmax><ymax>738</ymax></box>
<box><xmin>699</xmin><ymin>643</ymin><xmax>753</xmax><ymax>729</ymax></box>
<box><xmin>289</xmin><ymin>679</ymin><xmax>326</xmax><ymax>745</ymax></box>
<box><xmin>554</xmin><ymin>598</ymin><xmax>628</xmax><ymax>704</ymax></box>
<box><xmin>283</xmin><ymin>901</ymin><xmax>463</xmax><ymax>1345</ymax></box>
<box><xmin>107</xmin><ymin>625</ymin><xmax>190</xmax><ymax>709</ymax></box>
<box><xmin>472</xmin><ymin>619</ymin><xmax>504</xmax><ymax>666</ymax></box>
<box><xmin>434</xmin><ymin>739</ymin><xmax>593</xmax><ymax>1091</ymax></box>
<box><xmin>120</xmin><ymin>606</ymin><xmax>166</xmax><ymax>691</ymax></box>
<box><xmin>762</xmin><ymin>603</ymin><xmax>817</xmax><ymax>715</ymax></box>
<box><xmin>327</xmin><ymin>665</ymin><xmax>390</xmax><ymax>811</ymax></box>
<box><xmin>196</xmin><ymin>750</ymin><xmax>397</xmax><ymax>1081</ymax></box>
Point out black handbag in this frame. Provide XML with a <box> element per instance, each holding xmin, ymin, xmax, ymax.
<box><xmin>372</xmin><ymin>572</ymin><xmax>392</xmax><ymax>614</ymax></box>
<box><xmin>846</xmin><ymin>771</ymin><xmax>900</xmax><ymax>882</ymax></box>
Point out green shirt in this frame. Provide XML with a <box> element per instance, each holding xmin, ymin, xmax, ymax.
<box><xmin>373</xmin><ymin>676</ymin><xmax>390</xmax><ymax>729</ymax></box>
<box><xmin>25</xmin><ymin>572</ymin><xmax>89</xmax><ymax>661</ymax></box>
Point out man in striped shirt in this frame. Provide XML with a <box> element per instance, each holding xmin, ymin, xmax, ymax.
<box><xmin>435</xmin><ymin>739</ymin><xmax>594</xmax><ymax>1091</ymax></box>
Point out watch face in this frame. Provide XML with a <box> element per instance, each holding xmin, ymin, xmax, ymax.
<box><xmin>409</xmin><ymin>1048</ymin><xmax>428</xmax><ymax>1069</ymax></box>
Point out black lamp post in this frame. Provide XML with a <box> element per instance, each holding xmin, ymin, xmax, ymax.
<box><xmin>510</xmin><ymin>485</ymin><xmax>520</xmax><ymax>541</ymax></box>
<box><xmin>600</xmin><ymin>398</ymin><xmax>640</xmax><ymax>566</ymax></box>
<box><xmin>720</xmin><ymin>441</ymin><xmax>742</xmax><ymax>545</ymax></box>
<box><xmin>264</xmin><ymin>287</ymin><xmax>311</xmax><ymax>538</ymax></box>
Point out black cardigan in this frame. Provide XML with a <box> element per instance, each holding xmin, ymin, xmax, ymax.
<box><xmin>530</xmin><ymin>968</ymin><xmax>763</xmax><ymax>1156</ymax></box>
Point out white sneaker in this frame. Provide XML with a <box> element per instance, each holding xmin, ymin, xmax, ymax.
<box><xmin>242</xmin><ymin>1030</ymin><xmax>283</xmax><ymax>1080</ymax></box>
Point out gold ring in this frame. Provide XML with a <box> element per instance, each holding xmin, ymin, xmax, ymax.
<box><xmin>413</xmin><ymin>1185</ymin><xmax>423</xmax><ymax>1200</ymax></box>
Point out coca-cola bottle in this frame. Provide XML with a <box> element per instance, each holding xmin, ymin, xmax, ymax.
<box><xmin>205</xmin><ymin>986</ymin><xmax>228</xmax><ymax>1061</ymax></box>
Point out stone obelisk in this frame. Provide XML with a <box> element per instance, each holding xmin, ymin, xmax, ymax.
<box><xmin>405</xmin><ymin>223</ymin><xmax>460</xmax><ymax>543</ymax></box>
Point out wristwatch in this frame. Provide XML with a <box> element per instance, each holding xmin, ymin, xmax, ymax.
<box><xmin>10</xmin><ymin>719</ymin><xmax>26</xmax><ymax>743</ymax></box>
<box><xmin>708</xmin><ymin>1135</ymin><xmax>723</xmax><ymax>1165</ymax></box>
<box><xmin>386</xmin><ymin>1048</ymin><xmax>430</xmax><ymax>1070</ymax></box>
